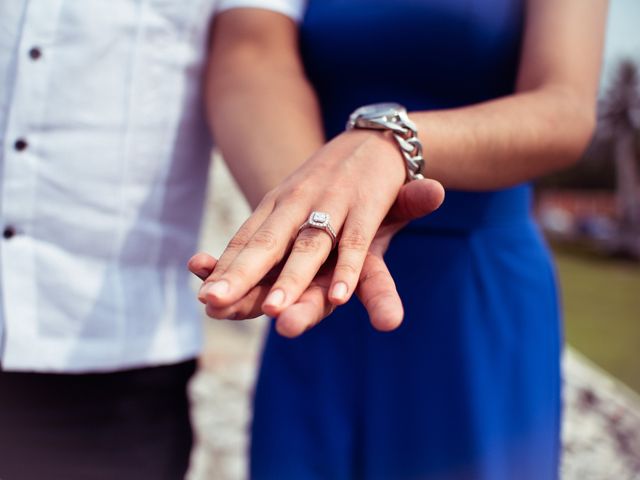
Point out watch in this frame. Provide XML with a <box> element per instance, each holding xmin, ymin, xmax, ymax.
<box><xmin>346</xmin><ymin>102</ymin><xmax>425</xmax><ymax>182</ymax></box>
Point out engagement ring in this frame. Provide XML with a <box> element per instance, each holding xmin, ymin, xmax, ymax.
<box><xmin>298</xmin><ymin>211</ymin><xmax>337</xmax><ymax>249</ymax></box>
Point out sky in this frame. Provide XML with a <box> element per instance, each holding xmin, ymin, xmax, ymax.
<box><xmin>600</xmin><ymin>0</ymin><xmax>640</xmax><ymax>91</ymax></box>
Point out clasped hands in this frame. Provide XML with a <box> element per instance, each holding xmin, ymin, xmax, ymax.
<box><xmin>189</xmin><ymin>130</ymin><xmax>444</xmax><ymax>337</ymax></box>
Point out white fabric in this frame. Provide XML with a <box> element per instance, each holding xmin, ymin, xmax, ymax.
<box><xmin>0</xmin><ymin>0</ymin><xmax>303</xmax><ymax>374</ymax></box>
<box><xmin>216</xmin><ymin>0</ymin><xmax>306</xmax><ymax>22</ymax></box>
<box><xmin>0</xmin><ymin>0</ymin><xmax>220</xmax><ymax>372</ymax></box>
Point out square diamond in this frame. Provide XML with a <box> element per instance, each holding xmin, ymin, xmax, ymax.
<box><xmin>310</xmin><ymin>212</ymin><xmax>328</xmax><ymax>225</ymax></box>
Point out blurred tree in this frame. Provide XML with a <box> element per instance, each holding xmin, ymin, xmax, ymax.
<box><xmin>600</xmin><ymin>59</ymin><xmax>640</xmax><ymax>231</ymax></box>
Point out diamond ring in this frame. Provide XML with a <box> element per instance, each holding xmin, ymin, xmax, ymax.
<box><xmin>298</xmin><ymin>211</ymin><xmax>337</xmax><ymax>249</ymax></box>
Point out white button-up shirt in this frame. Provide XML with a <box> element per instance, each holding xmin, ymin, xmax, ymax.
<box><xmin>0</xmin><ymin>0</ymin><xmax>305</xmax><ymax>373</ymax></box>
<box><xmin>217</xmin><ymin>0</ymin><xmax>305</xmax><ymax>21</ymax></box>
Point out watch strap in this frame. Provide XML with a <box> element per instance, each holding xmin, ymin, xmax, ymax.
<box><xmin>346</xmin><ymin>104</ymin><xmax>425</xmax><ymax>182</ymax></box>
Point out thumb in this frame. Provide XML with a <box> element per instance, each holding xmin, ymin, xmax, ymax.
<box><xmin>188</xmin><ymin>252</ymin><xmax>218</xmax><ymax>281</ymax></box>
<box><xmin>387</xmin><ymin>178</ymin><xmax>445</xmax><ymax>223</ymax></box>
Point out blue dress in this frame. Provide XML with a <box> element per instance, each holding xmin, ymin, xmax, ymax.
<box><xmin>251</xmin><ymin>1</ymin><xmax>562</xmax><ymax>479</ymax></box>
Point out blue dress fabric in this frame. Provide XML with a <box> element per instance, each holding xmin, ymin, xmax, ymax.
<box><xmin>251</xmin><ymin>1</ymin><xmax>562</xmax><ymax>479</ymax></box>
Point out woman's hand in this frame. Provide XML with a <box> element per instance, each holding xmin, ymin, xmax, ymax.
<box><xmin>197</xmin><ymin>129</ymin><xmax>408</xmax><ymax>318</ymax></box>
<box><xmin>190</xmin><ymin>175</ymin><xmax>444</xmax><ymax>336</ymax></box>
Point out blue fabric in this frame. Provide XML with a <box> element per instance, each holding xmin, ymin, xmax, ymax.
<box><xmin>251</xmin><ymin>1</ymin><xmax>562</xmax><ymax>479</ymax></box>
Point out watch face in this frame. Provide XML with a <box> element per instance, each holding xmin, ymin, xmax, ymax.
<box><xmin>353</xmin><ymin>102</ymin><xmax>404</xmax><ymax>120</ymax></box>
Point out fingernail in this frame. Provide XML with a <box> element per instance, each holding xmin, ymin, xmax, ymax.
<box><xmin>264</xmin><ymin>289</ymin><xmax>285</xmax><ymax>308</ymax></box>
<box><xmin>201</xmin><ymin>280</ymin><xmax>229</xmax><ymax>299</ymax></box>
<box><xmin>331</xmin><ymin>282</ymin><xmax>348</xmax><ymax>301</ymax></box>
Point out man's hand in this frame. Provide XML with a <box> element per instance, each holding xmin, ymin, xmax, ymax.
<box><xmin>189</xmin><ymin>177</ymin><xmax>444</xmax><ymax>336</ymax></box>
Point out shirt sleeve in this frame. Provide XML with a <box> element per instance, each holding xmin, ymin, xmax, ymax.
<box><xmin>215</xmin><ymin>0</ymin><xmax>307</xmax><ymax>22</ymax></box>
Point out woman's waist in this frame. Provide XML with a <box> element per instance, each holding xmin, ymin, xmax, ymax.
<box><xmin>405</xmin><ymin>184</ymin><xmax>534</xmax><ymax>232</ymax></box>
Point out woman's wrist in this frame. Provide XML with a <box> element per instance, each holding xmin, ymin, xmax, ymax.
<box><xmin>337</xmin><ymin>129</ymin><xmax>407</xmax><ymax>191</ymax></box>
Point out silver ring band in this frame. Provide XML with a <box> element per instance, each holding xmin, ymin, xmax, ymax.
<box><xmin>298</xmin><ymin>211</ymin><xmax>337</xmax><ymax>249</ymax></box>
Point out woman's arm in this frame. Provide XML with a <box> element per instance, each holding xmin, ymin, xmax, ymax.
<box><xmin>195</xmin><ymin>8</ymin><xmax>444</xmax><ymax>335</ymax></box>
<box><xmin>204</xmin><ymin>9</ymin><xmax>324</xmax><ymax>208</ymax></box>
<box><xmin>404</xmin><ymin>0</ymin><xmax>607</xmax><ymax>190</ymax></box>
<box><xmin>199</xmin><ymin>0</ymin><xmax>608</xmax><ymax>335</ymax></box>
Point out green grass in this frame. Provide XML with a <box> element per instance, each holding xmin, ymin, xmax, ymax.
<box><xmin>553</xmin><ymin>244</ymin><xmax>640</xmax><ymax>392</ymax></box>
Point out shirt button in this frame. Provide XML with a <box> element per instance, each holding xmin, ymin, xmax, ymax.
<box><xmin>29</xmin><ymin>47</ymin><xmax>42</xmax><ymax>60</ymax></box>
<box><xmin>3</xmin><ymin>226</ymin><xmax>16</xmax><ymax>239</ymax></box>
<box><xmin>14</xmin><ymin>138</ymin><xmax>28</xmax><ymax>151</ymax></box>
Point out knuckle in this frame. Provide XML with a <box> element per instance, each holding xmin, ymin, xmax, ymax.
<box><xmin>225</xmin><ymin>263</ymin><xmax>250</xmax><ymax>283</ymax></box>
<box><xmin>247</xmin><ymin>229</ymin><xmax>279</xmax><ymax>251</ymax></box>
<box><xmin>363</xmin><ymin>290</ymin><xmax>394</xmax><ymax>313</ymax></box>
<box><xmin>358</xmin><ymin>269</ymin><xmax>394</xmax><ymax>296</ymax></box>
<box><xmin>276</xmin><ymin>271</ymin><xmax>303</xmax><ymax>288</ymax></box>
<box><xmin>339</xmin><ymin>229</ymin><xmax>368</xmax><ymax>252</ymax></box>
<box><xmin>225</xmin><ymin>222</ymin><xmax>256</xmax><ymax>251</ymax></box>
<box><xmin>359</xmin><ymin>267</ymin><xmax>387</xmax><ymax>285</ymax></box>
<box><xmin>226</xmin><ymin>233</ymin><xmax>250</xmax><ymax>251</ymax></box>
<box><xmin>279</xmin><ymin>183</ymin><xmax>311</xmax><ymax>204</ymax></box>
<box><xmin>334</xmin><ymin>262</ymin><xmax>359</xmax><ymax>278</ymax></box>
<box><xmin>322</xmin><ymin>183</ymin><xmax>343</xmax><ymax>199</ymax></box>
<box><xmin>292</xmin><ymin>232</ymin><xmax>325</xmax><ymax>254</ymax></box>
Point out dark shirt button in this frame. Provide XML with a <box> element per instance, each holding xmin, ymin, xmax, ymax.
<box><xmin>14</xmin><ymin>138</ymin><xmax>28</xmax><ymax>151</ymax></box>
<box><xmin>3</xmin><ymin>226</ymin><xmax>16</xmax><ymax>239</ymax></box>
<box><xmin>29</xmin><ymin>47</ymin><xmax>42</xmax><ymax>60</ymax></box>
